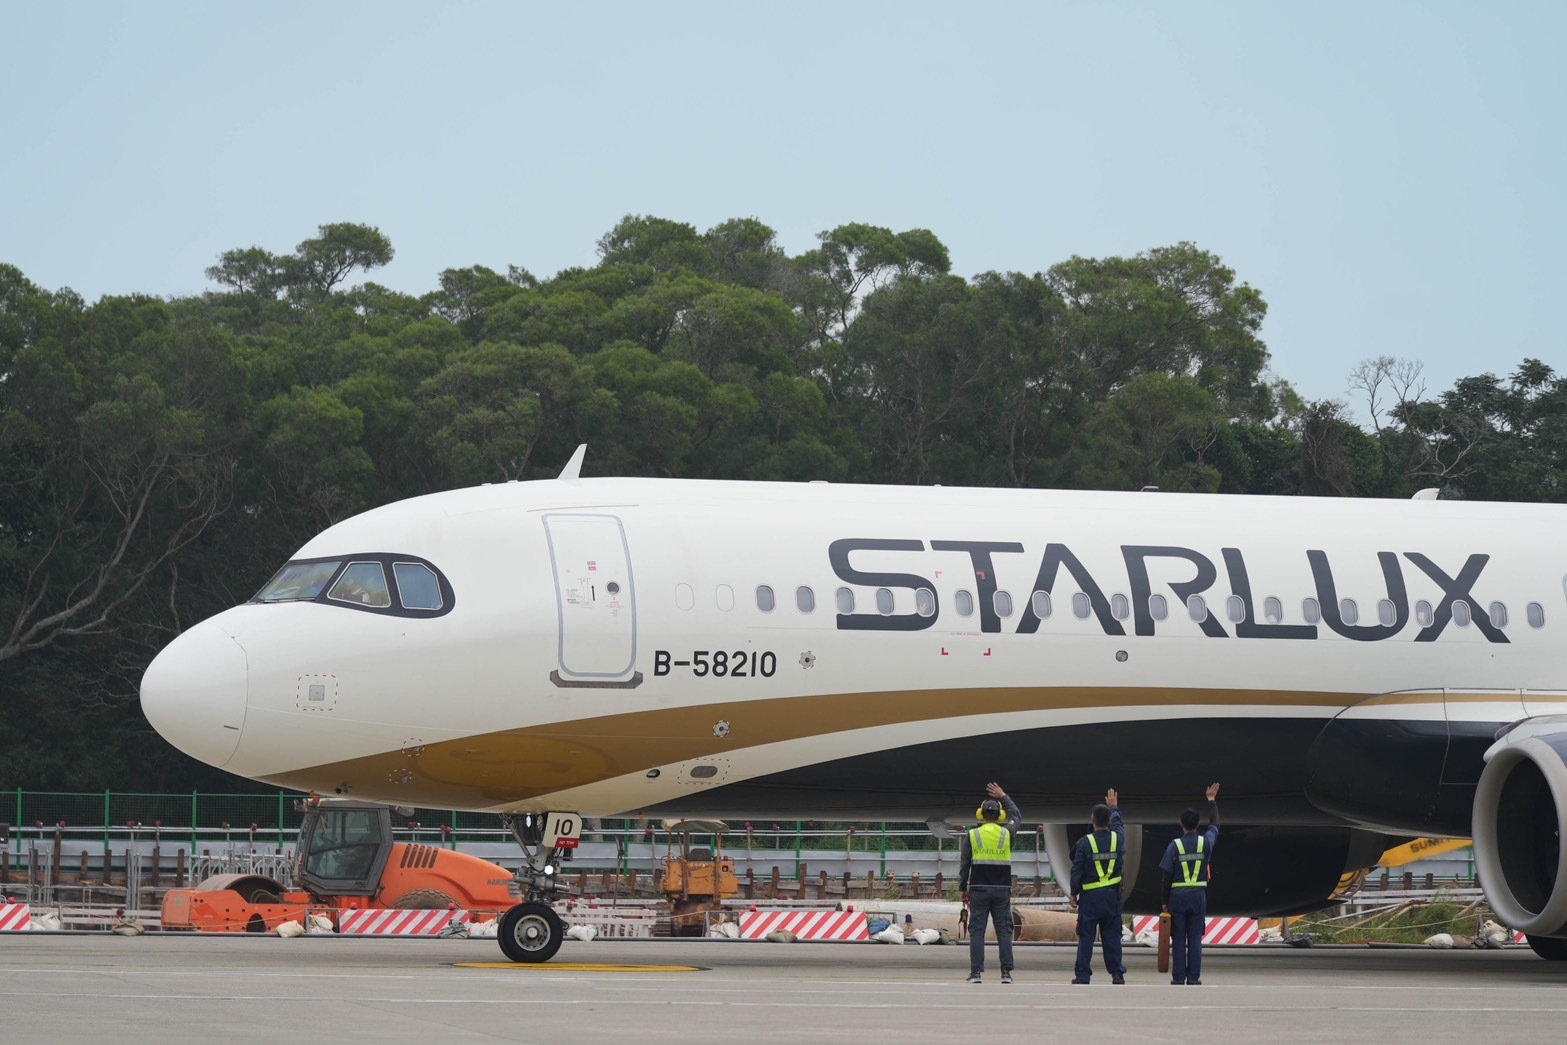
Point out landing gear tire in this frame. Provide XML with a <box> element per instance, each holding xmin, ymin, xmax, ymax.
<box><xmin>498</xmin><ymin>901</ymin><xmax>564</xmax><ymax>963</ymax></box>
<box><xmin>1527</xmin><ymin>935</ymin><xmax>1567</xmax><ymax>961</ymax></box>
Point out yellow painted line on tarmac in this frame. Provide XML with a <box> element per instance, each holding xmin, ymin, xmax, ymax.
<box><xmin>456</xmin><ymin>962</ymin><xmax>702</xmax><ymax>973</ymax></box>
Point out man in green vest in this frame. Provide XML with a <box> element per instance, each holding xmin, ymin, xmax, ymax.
<box><xmin>1160</xmin><ymin>782</ymin><xmax>1221</xmax><ymax>984</ymax></box>
<box><xmin>960</xmin><ymin>781</ymin><xmax>1022</xmax><ymax>983</ymax></box>
<box><xmin>1069</xmin><ymin>788</ymin><xmax>1126</xmax><ymax>984</ymax></box>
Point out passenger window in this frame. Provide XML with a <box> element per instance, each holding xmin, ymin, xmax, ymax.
<box><xmin>1264</xmin><ymin>597</ymin><xmax>1283</xmax><ymax>624</ymax></box>
<box><xmin>1339</xmin><ymin>599</ymin><xmax>1359</xmax><ymax>625</ymax></box>
<box><xmin>756</xmin><ymin>585</ymin><xmax>776</xmax><ymax>612</ymax></box>
<box><xmin>1031</xmin><ymin>591</ymin><xmax>1052</xmax><ymax>619</ymax></box>
<box><xmin>393</xmin><ymin>562</ymin><xmax>442</xmax><ymax>610</ymax></box>
<box><xmin>955</xmin><ymin>590</ymin><xmax>974</xmax><ymax>617</ymax></box>
<box><xmin>1527</xmin><ymin>602</ymin><xmax>1545</xmax><ymax>628</ymax></box>
<box><xmin>1187</xmin><ymin>595</ymin><xmax>1207</xmax><ymax>622</ymax></box>
<box><xmin>1071</xmin><ymin>592</ymin><xmax>1090</xmax><ymax>620</ymax></box>
<box><xmin>796</xmin><ymin>586</ymin><xmax>815</xmax><ymax>613</ymax></box>
<box><xmin>1302</xmin><ymin>598</ymin><xmax>1321</xmax><ymax>624</ymax></box>
<box><xmin>329</xmin><ymin>562</ymin><xmax>392</xmax><ymax>607</ymax></box>
<box><xmin>676</xmin><ymin>584</ymin><xmax>695</xmax><ymax>610</ymax></box>
<box><xmin>915</xmin><ymin>588</ymin><xmax>936</xmax><ymax>617</ymax></box>
<box><xmin>836</xmin><ymin>587</ymin><xmax>855</xmax><ymax>614</ymax></box>
<box><xmin>1225</xmin><ymin>596</ymin><xmax>1245</xmax><ymax>623</ymax></box>
<box><xmin>1111</xmin><ymin>593</ymin><xmax>1130</xmax><ymax>620</ymax></box>
<box><xmin>1489</xmin><ymin>602</ymin><xmax>1508</xmax><ymax>629</ymax></box>
<box><xmin>1149</xmin><ymin>594</ymin><xmax>1168</xmax><ymax>621</ymax></box>
<box><xmin>716</xmin><ymin>585</ymin><xmax>735</xmax><ymax>612</ymax></box>
<box><xmin>1415</xmin><ymin>600</ymin><xmax>1433</xmax><ymax>627</ymax></box>
<box><xmin>1377</xmin><ymin>599</ymin><xmax>1396</xmax><ymax>627</ymax></box>
<box><xmin>876</xmin><ymin>588</ymin><xmax>895</xmax><ymax>615</ymax></box>
<box><xmin>994</xmin><ymin>591</ymin><xmax>1014</xmax><ymax>618</ymax></box>
<box><xmin>1453</xmin><ymin>600</ymin><xmax>1473</xmax><ymax>627</ymax></box>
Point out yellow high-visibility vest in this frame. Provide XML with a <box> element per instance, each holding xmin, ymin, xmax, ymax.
<box><xmin>1082</xmin><ymin>831</ymin><xmax>1121</xmax><ymax>890</ymax></box>
<box><xmin>969</xmin><ymin>822</ymin><xmax>1012</xmax><ymax>865</ymax></box>
<box><xmin>1173</xmin><ymin>836</ymin><xmax>1207</xmax><ymax>888</ymax></box>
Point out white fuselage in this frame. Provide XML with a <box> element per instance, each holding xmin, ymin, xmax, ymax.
<box><xmin>140</xmin><ymin>477</ymin><xmax>1567</xmax><ymax>829</ymax></box>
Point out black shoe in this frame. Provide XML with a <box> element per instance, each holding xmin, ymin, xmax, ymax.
<box><xmin>1001</xmin><ymin>971</ymin><xmax>1014</xmax><ymax>984</ymax></box>
<box><xmin>1171</xmin><ymin>978</ymin><xmax>1184</xmax><ymax>985</ymax></box>
<box><xmin>966</xmin><ymin>973</ymin><xmax>982</xmax><ymax>984</ymax></box>
<box><xmin>1070</xmin><ymin>977</ymin><xmax>1090</xmax><ymax>984</ymax></box>
<box><xmin>1112</xmin><ymin>976</ymin><xmax>1126</xmax><ymax>984</ymax></box>
<box><xmin>1187</xmin><ymin>978</ymin><xmax>1202</xmax><ymax>985</ymax></box>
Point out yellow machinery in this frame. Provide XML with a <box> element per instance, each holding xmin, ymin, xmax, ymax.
<box><xmin>657</xmin><ymin>818</ymin><xmax>739</xmax><ymax>934</ymax></box>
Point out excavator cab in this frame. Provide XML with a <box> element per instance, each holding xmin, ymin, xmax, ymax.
<box><xmin>296</xmin><ymin>801</ymin><xmax>396</xmax><ymax>897</ymax></box>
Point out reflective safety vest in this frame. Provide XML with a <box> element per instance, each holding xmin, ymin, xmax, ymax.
<box><xmin>1081</xmin><ymin>831</ymin><xmax>1121</xmax><ymax>890</ymax></box>
<box><xmin>1172</xmin><ymin>836</ymin><xmax>1207</xmax><ymax>888</ymax></box>
<box><xmin>969</xmin><ymin>822</ymin><xmax>1012</xmax><ymax>866</ymax></box>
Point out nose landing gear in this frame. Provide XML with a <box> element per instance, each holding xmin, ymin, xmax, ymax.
<box><xmin>496</xmin><ymin>811</ymin><xmax>581</xmax><ymax>963</ymax></box>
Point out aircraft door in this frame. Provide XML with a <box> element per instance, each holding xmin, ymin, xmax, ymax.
<box><xmin>543</xmin><ymin>513</ymin><xmax>641</xmax><ymax>688</ymax></box>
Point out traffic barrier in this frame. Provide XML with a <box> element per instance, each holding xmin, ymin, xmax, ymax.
<box><xmin>740</xmin><ymin>909</ymin><xmax>869</xmax><ymax>941</ymax></box>
<box><xmin>0</xmin><ymin>903</ymin><xmax>31</xmax><ymax>931</ymax></box>
<box><xmin>555</xmin><ymin>907</ymin><xmax>657</xmax><ymax>938</ymax></box>
<box><xmin>338</xmin><ymin>908</ymin><xmax>457</xmax><ymax>935</ymax></box>
<box><xmin>1131</xmin><ymin>915</ymin><xmax>1260</xmax><ymax>945</ymax></box>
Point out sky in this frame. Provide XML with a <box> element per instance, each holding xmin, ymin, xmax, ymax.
<box><xmin>3</xmin><ymin>1</ymin><xmax>1563</xmax><ymax>415</ymax></box>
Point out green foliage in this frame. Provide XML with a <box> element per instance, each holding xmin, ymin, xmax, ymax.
<box><xmin>0</xmin><ymin>215</ymin><xmax>1559</xmax><ymax>792</ymax></box>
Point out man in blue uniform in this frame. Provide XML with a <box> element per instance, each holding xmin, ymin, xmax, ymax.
<box><xmin>1160</xmin><ymin>782</ymin><xmax>1221</xmax><ymax>985</ymax></box>
<box><xmin>1069</xmin><ymin>788</ymin><xmax>1126</xmax><ymax>984</ymax></box>
<box><xmin>959</xmin><ymin>782</ymin><xmax>1021</xmax><ymax>984</ymax></box>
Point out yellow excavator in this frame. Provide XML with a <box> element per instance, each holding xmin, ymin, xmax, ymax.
<box><xmin>1330</xmin><ymin>837</ymin><xmax>1472</xmax><ymax>900</ymax></box>
<box><xmin>1259</xmin><ymin>838</ymin><xmax>1471</xmax><ymax>935</ymax></box>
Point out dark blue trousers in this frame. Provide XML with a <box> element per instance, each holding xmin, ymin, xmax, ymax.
<box><xmin>967</xmin><ymin>888</ymin><xmax>1014</xmax><ymax>975</ymax></box>
<box><xmin>1074</xmin><ymin>889</ymin><xmax>1125</xmax><ymax>981</ymax></box>
<box><xmin>1169</xmin><ymin>890</ymin><xmax>1207</xmax><ymax>982</ymax></box>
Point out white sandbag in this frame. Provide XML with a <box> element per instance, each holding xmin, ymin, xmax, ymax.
<box><xmin>307</xmin><ymin>913</ymin><xmax>336</xmax><ymax>934</ymax></box>
<box><xmin>468</xmin><ymin>919</ymin><xmax>498</xmax><ymax>937</ymax></box>
<box><xmin>909</xmin><ymin>927</ymin><xmax>941</xmax><ymax>945</ymax></box>
<box><xmin>1423</xmin><ymin>932</ymin><xmax>1454</xmax><ymax>948</ymax></box>
<box><xmin>565</xmin><ymin>923</ymin><xmax>598</xmax><ymax>942</ymax></box>
<box><xmin>30</xmin><ymin>911</ymin><xmax>64</xmax><ymax>932</ymax></box>
<box><xmin>275</xmin><ymin>920</ymin><xmax>305</xmax><ymax>938</ymax></box>
<box><xmin>871</xmin><ymin>925</ymin><xmax>905</xmax><ymax>944</ymax></box>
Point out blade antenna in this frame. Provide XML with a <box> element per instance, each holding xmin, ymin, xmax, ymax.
<box><xmin>557</xmin><ymin>444</ymin><xmax>588</xmax><ymax>481</ymax></box>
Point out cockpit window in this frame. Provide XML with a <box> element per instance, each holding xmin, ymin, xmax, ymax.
<box><xmin>328</xmin><ymin>562</ymin><xmax>392</xmax><ymax>608</ymax></box>
<box><xmin>250</xmin><ymin>553</ymin><xmax>455</xmax><ymax>617</ymax></box>
<box><xmin>393</xmin><ymin>562</ymin><xmax>443</xmax><ymax>610</ymax></box>
<box><xmin>256</xmin><ymin>561</ymin><xmax>342</xmax><ymax>602</ymax></box>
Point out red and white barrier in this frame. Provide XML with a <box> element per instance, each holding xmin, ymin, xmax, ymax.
<box><xmin>1131</xmin><ymin>915</ymin><xmax>1260</xmax><ymax>945</ymax></box>
<box><xmin>740</xmin><ymin>909</ymin><xmax>869</xmax><ymax>941</ymax></box>
<box><xmin>0</xmin><ymin>903</ymin><xmax>31</xmax><ymax>932</ymax></box>
<box><xmin>338</xmin><ymin>908</ymin><xmax>457</xmax><ymax>935</ymax></box>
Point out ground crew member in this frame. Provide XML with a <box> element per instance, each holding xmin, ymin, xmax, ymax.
<box><xmin>959</xmin><ymin>781</ymin><xmax>1021</xmax><ymax>984</ymax></box>
<box><xmin>1160</xmin><ymin>782</ymin><xmax>1221</xmax><ymax>985</ymax></box>
<box><xmin>1069</xmin><ymin>788</ymin><xmax>1126</xmax><ymax>984</ymax></box>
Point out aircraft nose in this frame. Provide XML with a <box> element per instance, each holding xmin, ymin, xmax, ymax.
<box><xmin>140</xmin><ymin>620</ymin><xmax>248</xmax><ymax>768</ymax></box>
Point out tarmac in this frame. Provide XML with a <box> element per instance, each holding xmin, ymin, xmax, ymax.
<box><xmin>3</xmin><ymin>935</ymin><xmax>1566</xmax><ymax>1043</ymax></box>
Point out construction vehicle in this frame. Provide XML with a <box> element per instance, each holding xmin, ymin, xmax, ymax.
<box><xmin>658</xmin><ymin>818</ymin><xmax>739</xmax><ymax>934</ymax></box>
<box><xmin>1330</xmin><ymin>837</ymin><xmax>1472</xmax><ymax>900</ymax></box>
<box><xmin>162</xmin><ymin>799</ymin><xmax>518</xmax><ymax>932</ymax></box>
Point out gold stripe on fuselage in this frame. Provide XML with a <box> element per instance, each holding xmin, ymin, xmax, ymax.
<box><xmin>259</xmin><ymin>684</ymin><xmax>1460</xmax><ymax>807</ymax></box>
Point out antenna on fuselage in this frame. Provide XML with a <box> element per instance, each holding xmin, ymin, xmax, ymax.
<box><xmin>558</xmin><ymin>444</ymin><xmax>588</xmax><ymax>480</ymax></box>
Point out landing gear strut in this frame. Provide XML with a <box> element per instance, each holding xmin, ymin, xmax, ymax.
<box><xmin>495</xmin><ymin>811</ymin><xmax>577</xmax><ymax>963</ymax></box>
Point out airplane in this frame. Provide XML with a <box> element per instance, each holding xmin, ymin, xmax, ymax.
<box><xmin>140</xmin><ymin>446</ymin><xmax>1567</xmax><ymax>963</ymax></box>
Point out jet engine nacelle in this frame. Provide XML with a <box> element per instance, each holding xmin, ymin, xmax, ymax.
<box><xmin>1471</xmin><ymin>729</ymin><xmax>1567</xmax><ymax>942</ymax></box>
<box><xmin>1044</xmin><ymin>823</ymin><xmax>1393</xmax><ymax>917</ymax></box>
